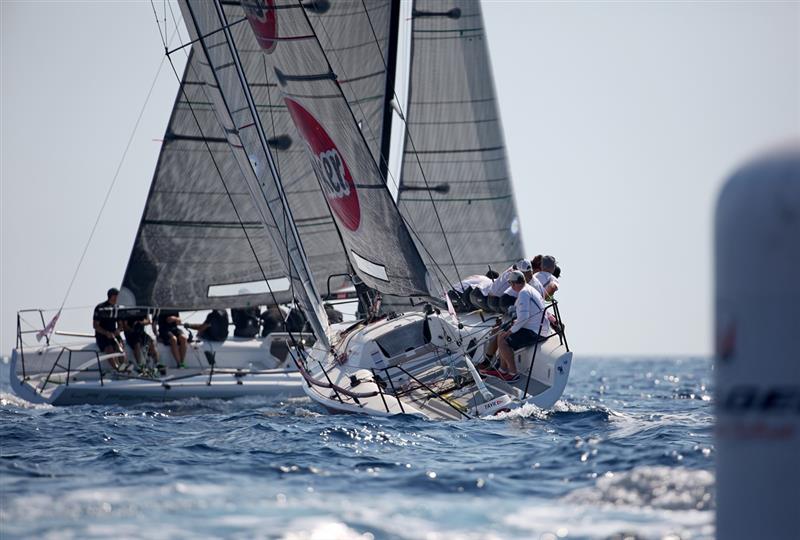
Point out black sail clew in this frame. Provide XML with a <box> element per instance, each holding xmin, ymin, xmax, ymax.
<box><xmin>397</xmin><ymin>0</ymin><xmax>524</xmax><ymax>284</ymax></box>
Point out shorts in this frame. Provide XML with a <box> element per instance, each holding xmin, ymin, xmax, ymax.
<box><xmin>158</xmin><ymin>327</ymin><xmax>184</xmax><ymax>345</ymax></box>
<box><xmin>505</xmin><ymin>328</ymin><xmax>544</xmax><ymax>351</ymax></box>
<box><xmin>96</xmin><ymin>334</ymin><xmax>122</xmax><ymax>351</ymax></box>
<box><xmin>486</xmin><ymin>295</ymin><xmax>501</xmax><ymax>313</ymax></box>
<box><xmin>126</xmin><ymin>332</ymin><xmax>152</xmax><ymax>348</ymax></box>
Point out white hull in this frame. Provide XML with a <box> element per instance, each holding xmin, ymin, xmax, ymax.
<box><xmin>9</xmin><ymin>332</ymin><xmax>309</xmax><ymax>406</ymax></box>
<box><xmin>301</xmin><ymin>310</ymin><xmax>572</xmax><ymax>420</ymax></box>
<box><xmin>10</xmin><ymin>360</ymin><xmax>303</xmax><ymax>406</ymax></box>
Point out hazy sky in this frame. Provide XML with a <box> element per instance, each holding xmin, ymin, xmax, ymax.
<box><xmin>1</xmin><ymin>1</ymin><xmax>798</xmax><ymax>356</ymax></box>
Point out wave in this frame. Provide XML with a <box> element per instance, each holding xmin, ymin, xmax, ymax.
<box><xmin>0</xmin><ymin>392</ymin><xmax>53</xmax><ymax>410</ymax></box>
<box><xmin>486</xmin><ymin>399</ymin><xmax>614</xmax><ymax>424</ymax></box>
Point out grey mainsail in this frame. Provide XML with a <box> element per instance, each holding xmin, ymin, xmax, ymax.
<box><xmin>396</xmin><ymin>0</ymin><xmax>524</xmax><ymax>285</ymax></box>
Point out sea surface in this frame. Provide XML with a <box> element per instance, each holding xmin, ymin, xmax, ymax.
<box><xmin>0</xmin><ymin>357</ymin><xmax>714</xmax><ymax>540</ymax></box>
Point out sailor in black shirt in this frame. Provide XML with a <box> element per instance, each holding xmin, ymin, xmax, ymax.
<box><xmin>231</xmin><ymin>306</ymin><xmax>260</xmax><ymax>338</ymax></box>
<box><xmin>93</xmin><ymin>287</ymin><xmax>124</xmax><ymax>370</ymax></box>
<box><xmin>185</xmin><ymin>310</ymin><xmax>230</xmax><ymax>342</ymax></box>
<box><xmin>122</xmin><ymin>313</ymin><xmax>160</xmax><ymax>371</ymax></box>
<box><xmin>259</xmin><ymin>306</ymin><xmax>285</xmax><ymax>337</ymax></box>
<box><xmin>156</xmin><ymin>310</ymin><xmax>187</xmax><ymax>368</ymax></box>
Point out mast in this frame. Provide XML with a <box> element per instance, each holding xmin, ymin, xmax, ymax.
<box><xmin>378</xmin><ymin>0</ymin><xmax>402</xmax><ymax>183</ymax></box>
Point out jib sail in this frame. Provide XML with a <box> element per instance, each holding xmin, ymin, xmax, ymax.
<box><xmin>397</xmin><ymin>0</ymin><xmax>524</xmax><ymax>284</ymax></box>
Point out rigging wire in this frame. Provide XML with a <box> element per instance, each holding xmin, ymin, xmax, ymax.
<box><xmin>257</xmin><ymin>48</ymin><xmax>358</xmax><ymax>309</ymax></box>
<box><xmin>159</xmin><ymin>3</ymin><xmax>285</xmax><ymax>315</ymax></box>
<box><xmin>259</xmin><ymin>55</ymin><xmax>299</xmax><ymax>311</ymax></box>
<box><xmin>213</xmin><ymin>0</ymin><xmax>333</xmax><ymax>341</ymax></box>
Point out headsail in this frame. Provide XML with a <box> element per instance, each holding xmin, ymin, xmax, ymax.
<box><xmin>397</xmin><ymin>0</ymin><xmax>524</xmax><ymax>284</ymax></box>
<box><xmin>236</xmin><ymin>0</ymin><xmax>431</xmax><ymax>297</ymax></box>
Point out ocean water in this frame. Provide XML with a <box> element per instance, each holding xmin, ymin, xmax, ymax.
<box><xmin>0</xmin><ymin>357</ymin><xmax>714</xmax><ymax>539</ymax></box>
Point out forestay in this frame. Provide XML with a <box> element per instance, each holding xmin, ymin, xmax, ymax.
<box><xmin>397</xmin><ymin>0</ymin><xmax>524</xmax><ymax>284</ymax></box>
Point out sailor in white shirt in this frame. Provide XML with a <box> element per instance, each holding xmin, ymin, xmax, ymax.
<box><xmin>506</xmin><ymin>275</ymin><xmax>545</xmax><ymax>300</ymax></box>
<box><xmin>480</xmin><ymin>271</ymin><xmax>550</xmax><ymax>382</ymax></box>
<box><xmin>452</xmin><ymin>274</ymin><xmax>492</xmax><ymax>294</ymax></box>
<box><xmin>534</xmin><ymin>255</ymin><xmax>559</xmax><ymax>300</ymax></box>
<box><xmin>467</xmin><ymin>270</ymin><xmax>499</xmax><ymax>311</ymax></box>
<box><xmin>500</xmin><ymin>271</ymin><xmax>550</xmax><ymax>379</ymax></box>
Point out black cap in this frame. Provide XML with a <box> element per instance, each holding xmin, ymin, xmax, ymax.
<box><xmin>107</xmin><ymin>287</ymin><xmax>120</xmax><ymax>298</ymax></box>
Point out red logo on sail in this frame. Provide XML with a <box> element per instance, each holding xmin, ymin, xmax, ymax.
<box><xmin>285</xmin><ymin>98</ymin><xmax>361</xmax><ymax>231</ymax></box>
<box><xmin>242</xmin><ymin>0</ymin><xmax>278</xmax><ymax>53</ymax></box>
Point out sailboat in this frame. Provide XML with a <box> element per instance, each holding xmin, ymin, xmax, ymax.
<box><xmin>171</xmin><ymin>0</ymin><xmax>572</xmax><ymax>419</ymax></box>
<box><xmin>10</xmin><ymin>0</ymin><xmax>572</xmax><ymax>414</ymax></box>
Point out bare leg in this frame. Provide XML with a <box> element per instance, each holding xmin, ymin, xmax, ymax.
<box><xmin>178</xmin><ymin>335</ymin><xmax>187</xmax><ymax>363</ymax></box>
<box><xmin>138</xmin><ymin>344</ymin><xmax>146</xmax><ymax>368</ymax></box>
<box><xmin>104</xmin><ymin>345</ymin><xmax>121</xmax><ymax>370</ymax></box>
<box><xmin>498</xmin><ymin>338</ymin><xmax>515</xmax><ymax>375</ymax></box>
<box><xmin>168</xmin><ymin>335</ymin><xmax>180</xmax><ymax>367</ymax></box>
<box><xmin>485</xmin><ymin>335</ymin><xmax>499</xmax><ymax>359</ymax></box>
<box><xmin>148</xmin><ymin>341</ymin><xmax>159</xmax><ymax>365</ymax></box>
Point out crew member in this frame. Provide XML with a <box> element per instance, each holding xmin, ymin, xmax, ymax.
<box><xmin>93</xmin><ymin>287</ymin><xmax>124</xmax><ymax>370</ymax></box>
<box><xmin>534</xmin><ymin>255</ymin><xmax>560</xmax><ymax>300</ymax></box>
<box><xmin>486</xmin><ymin>259</ymin><xmax>534</xmax><ymax>312</ymax></box>
<box><xmin>185</xmin><ymin>309</ymin><xmax>230</xmax><ymax>342</ymax></box>
<box><xmin>157</xmin><ymin>309</ymin><xmax>187</xmax><ymax>368</ymax></box>
<box><xmin>482</xmin><ymin>271</ymin><xmax>550</xmax><ymax>382</ymax></box>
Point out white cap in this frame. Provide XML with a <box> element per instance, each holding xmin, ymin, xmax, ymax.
<box><xmin>516</xmin><ymin>259</ymin><xmax>532</xmax><ymax>272</ymax></box>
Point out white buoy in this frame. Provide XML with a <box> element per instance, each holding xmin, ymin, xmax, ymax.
<box><xmin>715</xmin><ymin>143</ymin><xmax>800</xmax><ymax>539</ymax></box>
